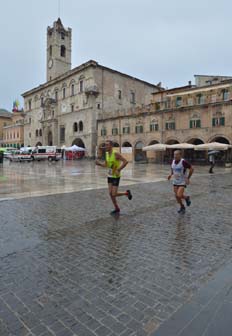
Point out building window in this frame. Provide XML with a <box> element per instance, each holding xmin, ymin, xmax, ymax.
<box><xmin>165</xmin><ymin>122</ymin><xmax>175</xmax><ymax>130</ymax></box>
<box><xmin>55</xmin><ymin>91</ymin><xmax>58</xmax><ymax>101</ymax></box>
<box><xmin>29</xmin><ymin>118</ymin><xmax>31</xmax><ymax>124</ymax></box>
<box><xmin>97</xmin><ymin>103</ymin><xmax>101</xmax><ymax>109</ymax></box>
<box><xmin>71</xmin><ymin>104</ymin><xmax>74</xmax><ymax>112</ymax></box>
<box><xmin>17</xmin><ymin>132</ymin><xmax>19</xmax><ymax>138</ymax></box>
<box><xmin>112</xmin><ymin>128</ymin><xmax>118</xmax><ymax>135</ymax></box>
<box><xmin>222</xmin><ymin>89</ymin><xmax>229</xmax><ymax>101</ymax></box>
<box><xmin>28</xmin><ymin>99</ymin><xmax>32</xmax><ymax>110</ymax></box>
<box><xmin>118</xmin><ymin>90</ymin><xmax>122</xmax><ymax>100</ymax></box>
<box><xmin>39</xmin><ymin>129</ymin><xmax>42</xmax><ymax>136</ymax></box>
<box><xmin>101</xmin><ymin>128</ymin><xmax>107</xmax><ymax>136</ymax></box>
<box><xmin>73</xmin><ymin>122</ymin><xmax>78</xmax><ymax>132</ymax></box>
<box><xmin>63</xmin><ymin>88</ymin><xmax>66</xmax><ymax>99</ymax></box>
<box><xmin>79</xmin><ymin>121</ymin><xmax>83</xmax><ymax>132</ymax></box>
<box><xmin>71</xmin><ymin>84</ymin><xmax>75</xmax><ymax>96</ymax></box>
<box><xmin>61</xmin><ymin>32</ymin><xmax>65</xmax><ymax>40</ymax></box>
<box><xmin>130</xmin><ymin>91</ymin><xmax>136</xmax><ymax>104</ymax></box>
<box><xmin>176</xmin><ymin>97</ymin><xmax>182</xmax><ymax>107</ymax></box>
<box><xmin>41</xmin><ymin>97</ymin><xmax>44</xmax><ymax>107</ymax></box>
<box><xmin>123</xmin><ymin>126</ymin><xmax>130</xmax><ymax>134</ymax></box>
<box><xmin>190</xmin><ymin>119</ymin><xmax>201</xmax><ymax>128</ymax></box>
<box><xmin>212</xmin><ymin>117</ymin><xmax>225</xmax><ymax>127</ymax></box>
<box><xmin>61</xmin><ymin>45</ymin><xmax>66</xmax><ymax>57</ymax></box>
<box><xmin>135</xmin><ymin>125</ymin><xmax>143</xmax><ymax>133</ymax></box>
<box><xmin>60</xmin><ymin>127</ymin><xmax>65</xmax><ymax>142</ymax></box>
<box><xmin>197</xmin><ymin>94</ymin><xmax>205</xmax><ymax>104</ymax></box>
<box><xmin>35</xmin><ymin>130</ymin><xmax>38</xmax><ymax>137</ymax></box>
<box><xmin>29</xmin><ymin>132</ymin><xmax>31</xmax><ymax>138</ymax></box>
<box><xmin>150</xmin><ymin>123</ymin><xmax>159</xmax><ymax>131</ymax></box>
<box><xmin>49</xmin><ymin>45</ymin><xmax>52</xmax><ymax>57</ymax></box>
<box><xmin>80</xmin><ymin>80</ymin><xmax>84</xmax><ymax>93</ymax></box>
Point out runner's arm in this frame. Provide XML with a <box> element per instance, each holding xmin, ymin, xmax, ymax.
<box><xmin>115</xmin><ymin>153</ymin><xmax>128</xmax><ymax>172</ymax></box>
<box><xmin>183</xmin><ymin>160</ymin><xmax>194</xmax><ymax>182</ymax></box>
<box><xmin>168</xmin><ymin>168</ymin><xmax>173</xmax><ymax>180</ymax></box>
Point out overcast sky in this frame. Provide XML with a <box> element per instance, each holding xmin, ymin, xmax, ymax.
<box><xmin>0</xmin><ymin>0</ymin><xmax>231</xmax><ymax>110</ymax></box>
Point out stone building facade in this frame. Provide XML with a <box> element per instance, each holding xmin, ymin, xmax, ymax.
<box><xmin>22</xmin><ymin>19</ymin><xmax>160</xmax><ymax>156</ymax></box>
<box><xmin>97</xmin><ymin>75</ymin><xmax>232</xmax><ymax>162</ymax></box>
<box><xmin>0</xmin><ymin>109</ymin><xmax>12</xmax><ymax>147</ymax></box>
<box><xmin>2</xmin><ymin>111</ymin><xmax>25</xmax><ymax>148</ymax></box>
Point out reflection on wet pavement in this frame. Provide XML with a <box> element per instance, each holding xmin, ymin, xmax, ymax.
<box><xmin>0</xmin><ymin>160</ymin><xmax>230</xmax><ymax>201</ymax></box>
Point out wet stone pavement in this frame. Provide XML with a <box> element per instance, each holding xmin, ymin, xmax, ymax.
<box><xmin>0</xmin><ymin>164</ymin><xmax>232</xmax><ymax>336</ymax></box>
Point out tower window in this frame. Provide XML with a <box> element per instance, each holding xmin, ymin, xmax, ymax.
<box><xmin>61</xmin><ymin>32</ymin><xmax>65</xmax><ymax>40</ymax></box>
<box><xmin>63</xmin><ymin>88</ymin><xmax>66</xmax><ymax>99</ymax></box>
<box><xmin>55</xmin><ymin>91</ymin><xmax>58</xmax><ymax>101</ymax></box>
<box><xmin>49</xmin><ymin>45</ymin><xmax>52</xmax><ymax>57</ymax></box>
<box><xmin>61</xmin><ymin>45</ymin><xmax>66</xmax><ymax>57</ymax></box>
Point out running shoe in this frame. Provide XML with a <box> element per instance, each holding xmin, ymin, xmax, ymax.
<box><xmin>178</xmin><ymin>206</ymin><xmax>186</xmax><ymax>214</ymax></box>
<box><xmin>110</xmin><ymin>209</ymin><xmax>120</xmax><ymax>215</ymax></box>
<box><xmin>126</xmin><ymin>190</ymin><xmax>133</xmax><ymax>200</ymax></box>
<box><xmin>185</xmin><ymin>196</ymin><xmax>191</xmax><ymax>207</ymax></box>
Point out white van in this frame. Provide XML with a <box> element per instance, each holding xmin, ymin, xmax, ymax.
<box><xmin>31</xmin><ymin>146</ymin><xmax>62</xmax><ymax>161</ymax></box>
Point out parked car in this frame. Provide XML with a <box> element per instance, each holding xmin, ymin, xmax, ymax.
<box><xmin>9</xmin><ymin>150</ymin><xmax>33</xmax><ymax>162</ymax></box>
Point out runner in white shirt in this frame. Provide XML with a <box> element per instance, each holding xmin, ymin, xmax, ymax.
<box><xmin>168</xmin><ymin>150</ymin><xmax>194</xmax><ymax>214</ymax></box>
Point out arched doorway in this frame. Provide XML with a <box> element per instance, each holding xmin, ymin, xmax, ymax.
<box><xmin>35</xmin><ymin>142</ymin><xmax>42</xmax><ymax>147</ymax></box>
<box><xmin>48</xmin><ymin>131</ymin><xmax>53</xmax><ymax>146</ymax></box>
<box><xmin>210</xmin><ymin>136</ymin><xmax>230</xmax><ymax>165</ymax></box>
<box><xmin>165</xmin><ymin>139</ymin><xmax>180</xmax><ymax>163</ymax></box>
<box><xmin>210</xmin><ymin>136</ymin><xmax>230</xmax><ymax>144</ymax></box>
<box><xmin>122</xmin><ymin>142</ymin><xmax>133</xmax><ymax>162</ymax></box>
<box><xmin>186</xmin><ymin>138</ymin><xmax>204</xmax><ymax>163</ymax></box>
<box><xmin>134</xmin><ymin>141</ymin><xmax>147</xmax><ymax>162</ymax></box>
<box><xmin>72</xmin><ymin>138</ymin><xmax>85</xmax><ymax>148</ymax></box>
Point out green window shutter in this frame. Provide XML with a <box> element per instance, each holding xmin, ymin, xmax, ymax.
<box><xmin>212</xmin><ymin>118</ymin><xmax>215</xmax><ymax>127</ymax></box>
<box><xmin>150</xmin><ymin>124</ymin><xmax>152</xmax><ymax>132</ymax></box>
<box><xmin>190</xmin><ymin>120</ymin><xmax>193</xmax><ymax>128</ymax></box>
<box><xmin>165</xmin><ymin>123</ymin><xmax>168</xmax><ymax>130</ymax></box>
<box><xmin>220</xmin><ymin>117</ymin><xmax>225</xmax><ymax>126</ymax></box>
<box><xmin>197</xmin><ymin>119</ymin><xmax>201</xmax><ymax>128</ymax></box>
<box><xmin>155</xmin><ymin>124</ymin><xmax>159</xmax><ymax>131</ymax></box>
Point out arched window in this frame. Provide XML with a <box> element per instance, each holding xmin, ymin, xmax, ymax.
<box><xmin>49</xmin><ymin>45</ymin><xmax>52</xmax><ymax>57</ymax></box>
<box><xmin>79</xmin><ymin>121</ymin><xmax>83</xmax><ymax>132</ymax></box>
<box><xmin>73</xmin><ymin>122</ymin><xmax>78</xmax><ymax>132</ymax></box>
<box><xmin>61</xmin><ymin>45</ymin><xmax>66</xmax><ymax>57</ymax></box>
<box><xmin>71</xmin><ymin>84</ymin><xmax>75</xmax><ymax>96</ymax></box>
<box><xmin>36</xmin><ymin>130</ymin><xmax>39</xmax><ymax>137</ymax></box>
<box><xmin>39</xmin><ymin>129</ymin><xmax>42</xmax><ymax>136</ymax></box>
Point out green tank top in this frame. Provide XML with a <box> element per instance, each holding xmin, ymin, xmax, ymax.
<box><xmin>106</xmin><ymin>150</ymin><xmax>121</xmax><ymax>178</ymax></box>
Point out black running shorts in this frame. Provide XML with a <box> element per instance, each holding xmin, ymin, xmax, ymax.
<box><xmin>108</xmin><ymin>177</ymin><xmax>120</xmax><ymax>187</ymax></box>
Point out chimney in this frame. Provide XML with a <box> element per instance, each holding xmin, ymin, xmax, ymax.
<box><xmin>188</xmin><ymin>81</ymin><xmax>192</xmax><ymax>86</ymax></box>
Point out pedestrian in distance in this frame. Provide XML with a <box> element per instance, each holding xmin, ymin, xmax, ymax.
<box><xmin>208</xmin><ymin>153</ymin><xmax>216</xmax><ymax>174</ymax></box>
<box><xmin>168</xmin><ymin>150</ymin><xmax>194</xmax><ymax>214</ymax></box>
<box><xmin>95</xmin><ymin>140</ymin><xmax>132</xmax><ymax>215</ymax></box>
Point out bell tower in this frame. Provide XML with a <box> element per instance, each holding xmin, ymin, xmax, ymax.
<box><xmin>47</xmin><ymin>18</ymin><xmax>72</xmax><ymax>81</ymax></box>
